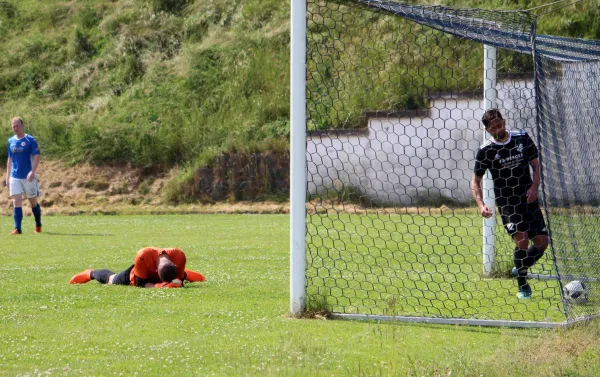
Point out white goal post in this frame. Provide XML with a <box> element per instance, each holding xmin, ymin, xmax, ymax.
<box><xmin>290</xmin><ymin>5</ymin><xmax>499</xmax><ymax>313</ymax></box>
<box><xmin>290</xmin><ymin>0</ymin><xmax>307</xmax><ymax>315</ymax></box>
<box><xmin>482</xmin><ymin>44</ymin><xmax>497</xmax><ymax>277</ymax></box>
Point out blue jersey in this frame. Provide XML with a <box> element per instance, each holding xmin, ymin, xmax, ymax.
<box><xmin>7</xmin><ymin>134</ymin><xmax>40</xmax><ymax>179</ymax></box>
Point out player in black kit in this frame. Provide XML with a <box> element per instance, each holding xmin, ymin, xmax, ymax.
<box><xmin>471</xmin><ymin>109</ymin><xmax>549</xmax><ymax>299</ymax></box>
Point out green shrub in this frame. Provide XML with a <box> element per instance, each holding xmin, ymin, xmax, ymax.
<box><xmin>263</xmin><ymin>119</ymin><xmax>290</xmax><ymax>139</ymax></box>
<box><xmin>182</xmin><ymin>13</ymin><xmax>209</xmax><ymax>41</ymax></box>
<box><xmin>138</xmin><ymin>180</ymin><xmax>152</xmax><ymax>195</ymax></box>
<box><xmin>99</xmin><ymin>10</ymin><xmax>138</xmax><ymax>36</ymax></box>
<box><xmin>0</xmin><ymin>69</ymin><xmax>19</xmax><ymax>92</ymax></box>
<box><xmin>0</xmin><ymin>0</ymin><xmax>16</xmax><ymax>19</ymax></box>
<box><xmin>49</xmin><ymin>4</ymin><xmax>71</xmax><ymax>27</ymax></box>
<box><xmin>146</xmin><ymin>0</ymin><xmax>191</xmax><ymax>14</ymax></box>
<box><xmin>110</xmin><ymin>38</ymin><xmax>145</xmax><ymax>90</ymax></box>
<box><xmin>17</xmin><ymin>62</ymin><xmax>47</xmax><ymax>92</ymax></box>
<box><xmin>78</xmin><ymin>6</ymin><xmax>101</xmax><ymax>30</ymax></box>
<box><xmin>162</xmin><ymin>165</ymin><xmax>198</xmax><ymax>204</ymax></box>
<box><xmin>242</xmin><ymin>0</ymin><xmax>281</xmax><ymax>27</ymax></box>
<box><xmin>69</xmin><ymin>28</ymin><xmax>96</xmax><ymax>61</ymax></box>
<box><xmin>23</xmin><ymin>35</ymin><xmax>52</xmax><ymax>60</ymax></box>
<box><xmin>43</xmin><ymin>70</ymin><xmax>72</xmax><ymax>97</ymax></box>
<box><xmin>184</xmin><ymin>47</ymin><xmax>223</xmax><ymax>96</ymax></box>
<box><xmin>31</xmin><ymin>117</ymin><xmax>72</xmax><ymax>157</ymax></box>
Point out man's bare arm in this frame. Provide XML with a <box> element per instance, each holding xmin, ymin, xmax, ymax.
<box><xmin>471</xmin><ymin>174</ymin><xmax>493</xmax><ymax>218</ymax></box>
<box><xmin>27</xmin><ymin>154</ymin><xmax>39</xmax><ymax>182</ymax></box>
<box><xmin>5</xmin><ymin>157</ymin><xmax>11</xmax><ymax>187</ymax></box>
<box><xmin>471</xmin><ymin>174</ymin><xmax>484</xmax><ymax>208</ymax></box>
<box><xmin>527</xmin><ymin>158</ymin><xmax>541</xmax><ymax>203</ymax></box>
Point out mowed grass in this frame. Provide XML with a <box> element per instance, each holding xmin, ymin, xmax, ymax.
<box><xmin>0</xmin><ymin>214</ymin><xmax>599</xmax><ymax>376</ymax></box>
<box><xmin>307</xmin><ymin>212</ymin><xmax>573</xmax><ymax>323</ymax></box>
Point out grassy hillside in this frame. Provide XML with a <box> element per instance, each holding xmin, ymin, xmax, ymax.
<box><xmin>306</xmin><ymin>0</ymin><xmax>599</xmax><ymax>130</ymax></box>
<box><xmin>0</xmin><ymin>0</ymin><xmax>598</xmax><ymax>170</ymax></box>
<box><xmin>0</xmin><ymin>0</ymin><xmax>289</xmax><ymax>169</ymax></box>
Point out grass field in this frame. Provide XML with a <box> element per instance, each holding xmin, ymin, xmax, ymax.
<box><xmin>307</xmin><ymin>212</ymin><xmax>567</xmax><ymax>323</ymax></box>
<box><xmin>1</xmin><ymin>214</ymin><xmax>600</xmax><ymax>376</ymax></box>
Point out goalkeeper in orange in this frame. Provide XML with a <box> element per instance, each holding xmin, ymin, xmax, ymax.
<box><xmin>69</xmin><ymin>247</ymin><xmax>206</xmax><ymax>288</ymax></box>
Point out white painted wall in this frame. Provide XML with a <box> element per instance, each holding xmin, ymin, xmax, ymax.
<box><xmin>307</xmin><ymin>80</ymin><xmax>536</xmax><ymax>206</ymax></box>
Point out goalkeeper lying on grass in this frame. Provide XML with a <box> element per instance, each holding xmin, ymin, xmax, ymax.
<box><xmin>69</xmin><ymin>247</ymin><xmax>206</xmax><ymax>288</ymax></box>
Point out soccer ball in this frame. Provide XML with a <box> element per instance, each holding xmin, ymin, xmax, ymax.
<box><xmin>563</xmin><ymin>280</ymin><xmax>589</xmax><ymax>304</ymax></box>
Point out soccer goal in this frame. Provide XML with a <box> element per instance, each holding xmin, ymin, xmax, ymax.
<box><xmin>290</xmin><ymin>0</ymin><xmax>600</xmax><ymax>327</ymax></box>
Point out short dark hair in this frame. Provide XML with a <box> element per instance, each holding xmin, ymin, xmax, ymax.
<box><xmin>481</xmin><ymin>109</ymin><xmax>503</xmax><ymax>128</ymax></box>
<box><xmin>158</xmin><ymin>260</ymin><xmax>177</xmax><ymax>282</ymax></box>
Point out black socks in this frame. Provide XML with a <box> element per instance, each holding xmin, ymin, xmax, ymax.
<box><xmin>526</xmin><ymin>245</ymin><xmax>544</xmax><ymax>267</ymax></box>
<box><xmin>513</xmin><ymin>248</ymin><xmax>529</xmax><ymax>289</ymax></box>
<box><xmin>514</xmin><ymin>245</ymin><xmax>545</xmax><ymax>290</ymax></box>
<box><xmin>90</xmin><ymin>269</ymin><xmax>114</xmax><ymax>284</ymax></box>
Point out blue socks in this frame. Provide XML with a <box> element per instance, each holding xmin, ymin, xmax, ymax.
<box><xmin>32</xmin><ymin>204</ymin><xmax>42</xmax><ymax>227</ymax></box>
<box><xmin>12</xmin><ymin>204</ymin><xmax>42</xmax><ymax>232</ymax></box>
<box><xmin>13</xmin><ymin>207</ymin><xmax>23</xmax><ymax>232</ymax></box>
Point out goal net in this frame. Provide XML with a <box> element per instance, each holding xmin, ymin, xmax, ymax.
<box><xmin>292</xmin><ymin>0</ymin><xmax>600</xmax><ymax>327</ymax></box>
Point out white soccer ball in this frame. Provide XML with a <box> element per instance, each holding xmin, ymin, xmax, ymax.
<box><xmin>563</xmin><ymin>280</ymin><xmax>589</xmax><ymax>304</ymax></box>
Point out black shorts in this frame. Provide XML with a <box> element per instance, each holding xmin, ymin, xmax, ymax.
<box><xmin>499</xmin><ymin>198</ymin><xmax>548</xmax><ymax>239</ymax></box>
<box><xmin>111</xmin><ymin>265</ymin><xmax>134</xmax><ymax>285</ymax></box>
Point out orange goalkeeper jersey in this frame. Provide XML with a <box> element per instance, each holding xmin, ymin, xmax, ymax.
<box><xmin>129</xmin><ymin>247</ymin><xmax>187</xmax><ymax>286</ymax></box>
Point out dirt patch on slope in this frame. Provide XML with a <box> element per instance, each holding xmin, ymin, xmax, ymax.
<box><xmin>0</xmin><ymin>161</ymin><xmax>289</xmax><ymax>215</ymax></box>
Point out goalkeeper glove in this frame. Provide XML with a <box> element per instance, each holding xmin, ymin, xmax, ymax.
<box><xmin>155</xmin><ymin>279</ymin><xmax>183</xmax><ymax>288</ymax></box>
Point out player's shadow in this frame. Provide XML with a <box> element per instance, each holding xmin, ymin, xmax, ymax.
<box><xmin>43</xmin><ymin>231</ymin><xmax>114</xmax><ymax>237</ymax></box>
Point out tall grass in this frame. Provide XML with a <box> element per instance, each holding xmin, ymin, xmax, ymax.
<box><xmin>0</xmin><ymin>0</ymin><xmax>597</xmax><ymax>169</ymax></box>
<box><xmin>0</xmin><ymin>0</ymin><xmax>289</xmax><ymax>169</ymax></box>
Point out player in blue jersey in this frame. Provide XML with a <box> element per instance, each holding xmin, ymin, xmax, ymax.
<box><xmin>5</xmin><ymin>117</ymin><xmax>42</xmax><ymax>235</ymax></box>
<box><xmin>471</xmin><ymin>109</ymin><xmax>549</xmax><ymax>299</ymax></box>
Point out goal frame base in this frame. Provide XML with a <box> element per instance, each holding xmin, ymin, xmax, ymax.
<box><xmin>330</xmin><ymin>313</ymin><xmax>600</xmax><ymax>328</ymax></box>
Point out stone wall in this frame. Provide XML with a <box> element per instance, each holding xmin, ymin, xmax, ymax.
<box><xmin>307</xmin><ymin>79</ymin><xmax>537</xmax><ymax>206</ymax></box>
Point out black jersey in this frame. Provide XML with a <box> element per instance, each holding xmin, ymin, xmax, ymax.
<box><xmin>474</xmin><ymin>130</ymin><xmax>539</xmax><ymax>204</ymax></box>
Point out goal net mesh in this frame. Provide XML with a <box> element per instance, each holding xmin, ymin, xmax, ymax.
<box><xmin>305</xmin><ymin>0</ymin><xmax>600</xmax><ymax>324</ymax></box>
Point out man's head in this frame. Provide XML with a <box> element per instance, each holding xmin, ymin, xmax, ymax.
<box><xmin>11</xmin><ymin>117</ymin><xmax>24</xmax><ymax>137</ymax></box>
<box><xmin>157</xmin><ymin>255</ymin><xmax>177</xmax><ymax>282</ymax></box>
<box><xmin>481</xmin><ymin>109</ymin><xmax>506</xmax><ymax>139</ymax></box>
